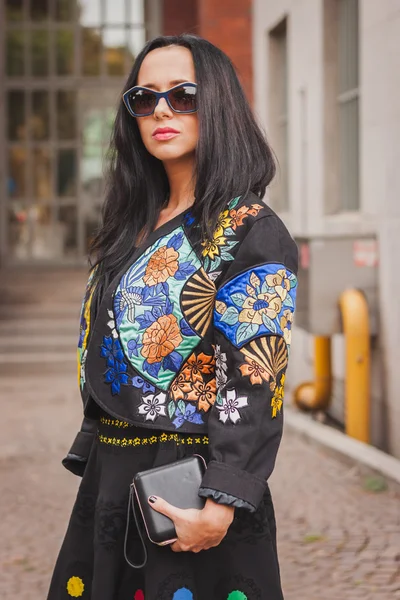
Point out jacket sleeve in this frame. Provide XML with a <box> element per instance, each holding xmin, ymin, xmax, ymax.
<box><xmin>198</xmin><ymin>214</ymin><xmax>298</xmax><ymax>511</ymax></box>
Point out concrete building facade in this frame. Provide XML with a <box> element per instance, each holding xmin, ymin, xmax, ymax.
<box><xmin>253</xmin><ymin>0</ymin><xmax>400</xmax><ymax>456</ymax></box>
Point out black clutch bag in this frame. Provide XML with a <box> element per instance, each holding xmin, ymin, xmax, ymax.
<box><xmin>124</xmin><ymin>455</ymin><xmax>207</xmax><ymax>568</ymax></box>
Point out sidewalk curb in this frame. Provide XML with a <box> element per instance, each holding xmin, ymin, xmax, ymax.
<box><xmin>284</xmin><ymin>407</ymin><xmax>400</xmax><ymax>487</ymax></box>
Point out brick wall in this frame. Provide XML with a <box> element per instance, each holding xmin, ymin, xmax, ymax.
<box><xmin>162</xmin><ymin>0</ymin><xmax>199</xmax><ymax>36</ymax></box>
<box><xmin>162</xmin><ymin>0</ymin><xmax>253</xmax><ymax>104</ymax></box>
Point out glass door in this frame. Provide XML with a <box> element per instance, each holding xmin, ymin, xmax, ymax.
<box><xmin>1</xmin><ymin>0</ymin><xmax>146</xmax><ymax>265</ymax></box>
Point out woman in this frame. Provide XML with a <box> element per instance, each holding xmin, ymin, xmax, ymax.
<box><xmin>47</xmin><ymin>34</ymin><xmax>298</xmax><ymax>600</ymax></box>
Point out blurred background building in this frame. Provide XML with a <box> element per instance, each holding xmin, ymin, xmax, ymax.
<box><xmin>0</xmin><ymin>0</ymin><xmax>399</xmax><ymax>457</ymax></box>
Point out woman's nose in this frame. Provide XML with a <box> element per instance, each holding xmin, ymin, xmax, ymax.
<box><xmin>154</xmin><ymin>96</ymin><xmax>173</xmax><ymax>119</ymax></box>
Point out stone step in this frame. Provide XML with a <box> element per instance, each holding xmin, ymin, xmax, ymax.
<box><xmin>0</xmin><ymin>334</ymin><xmax>78</xmax><ymax>352</ymax></box>
<box><xmin>0</xmin><ymin>318</ymin><xmax>78</xmax><ymax>335</ymax></box>
<box><xmin>1</xmin><ymin>302</ymin><xmax>81</xmax><ymax>320</ymax></box>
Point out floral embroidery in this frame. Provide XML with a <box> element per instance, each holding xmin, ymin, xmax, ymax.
<box><xmin>229</xmin><ymin>203</ymin><xmax>264</xmax><ymax>230</ymax></box>
<box><xmin>137</xmin><ymin>391</ymin><xmax>167</xmax><ymax>422</ymax></box>
<box><xmin>132</xmin><ymin>375</ymin><xmax>156</xmax><ymax>394</ymax></box>
<box><xmin>113</xmin><ymin>227</ymin><xmax>202</xmax><ymax>390</ymax></box>
<box><xmin>77</xmin><ymin>267</ymin><xmax>97</xmax><ymax>389</ymax></box>
<box><xmin>172</xmin><ymin>401</ymin><xmax>204</xmax><ymax>429</ymax></box>
<box><xmin>66</xmin><ymin>576</ymin><xmax>85</xmax><ymax>597</ymax></box>
<box><xmin>143</xmin><ymin>245</ymin><xmax>179</xmax><ymax>285</ymax></box>
<box><xmin>98</xmin><ymin>432</ymin><xmax>210</xmax><ymax>447</ymax></box>
<box><xmin>185</xmin><ymin>379</ymin><xmax>217</xmax><ymax>412</ymax></box>
<box><xmin>141</xmin><ymin>313</ymin><xmax>183</xmax><ymax>367</ymax></box>
<box><xmin>216</xmin><ymin>388</ymin><xmax>248</xmax><ymax>424</ymax></box>
<box><xmin>106</xmin><ymin>309</ymin><xmax>118</xmax><ymax>339</ymax></box>
<box><xmin>271</xmin><ymin>373</ymin><xmax>285</xmax><ymax>417</ymax></box>
<box><xmin>201</xmin><ymin>196</ymin><xmax>265</xmax><ymax>272</ymax></box>
<box><xmin>280</xmin><ymin>309</ymin><xmax>293</xmax><ymax>346</ymax></box>
<box><xmin>99</xmin><ymin>416</ymin><xmax>131</xmax><ymax>428</ymax></box>
<box><xmin>100</xmin><ymin>335</ymin><xmax>129</xmax><ymax>395</ymax></box>
<box><xmin>239</xmin><ymin>336</ymin><xmax>288</xmax><ymax>390</ymax></box>
<box><xmin>214</xmin><ymin>263</ymin><xmax>297</xmax><ymax>348</ymax></box>
<box><xmin>169</xmin><ymin>351</ymin><xmax>217</xmax><ymax>413</ymax></box>
<box><xmin>214</xmin><ymin>344</ymin><xmax>228</xmax><ymax>391</ymax></box>
<box><xmin>181</xmin><ymin>351</ymin><xmax>214</xmax><ymax>382</ymax></box>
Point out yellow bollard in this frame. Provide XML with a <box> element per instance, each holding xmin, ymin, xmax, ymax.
<box><xmin>293</xmin><ymin>336</ymin><xmax>332</xmax><ymax>411</ymax></box>
<box><xmin>339</xmin><ymin>289</ymin><xmax>370</xmax><ymax>443</ymax></box>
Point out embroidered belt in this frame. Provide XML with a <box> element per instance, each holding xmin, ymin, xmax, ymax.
<box><xmin>97</xmin><ymin>416</ymin><xmax>209</xmax><ymax>448</ymax></box>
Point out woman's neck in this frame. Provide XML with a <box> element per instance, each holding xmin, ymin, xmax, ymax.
<box><xmin>162</xmin><ymin>154</ymin><xmax>196</xmax><ymax>214</ymax></box>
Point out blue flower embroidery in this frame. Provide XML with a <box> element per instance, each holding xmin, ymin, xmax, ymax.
<box><xmin>214</xmin><ymin>263</ymin><xmax>297</xmax><ymax>348</ymax></box>
<box><xmin>100</xmin><ymin>335</ymin><xmax>129</xmax><ymax>395</ymax></box>
<box><xmin>172</xmin><ymin>402</ymin><xmax>204</xmax><ymax>429</ymax></box>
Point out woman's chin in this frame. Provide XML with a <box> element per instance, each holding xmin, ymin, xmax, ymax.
<box><xmin>148</xmin><ymin>145</ymin><xmax>196</xmax><ymax>163</ymax></box>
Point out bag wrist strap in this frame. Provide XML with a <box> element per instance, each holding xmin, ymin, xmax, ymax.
<box><xmin>124</xmin><ymin>484</ymin><xmax>148</xmax><ymax>569</ymax></box>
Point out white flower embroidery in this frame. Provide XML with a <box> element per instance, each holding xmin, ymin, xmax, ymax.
<box><xmin>138</xmin><ymin>391</ymin><xmax>167</xmax><ymax>422</ymax></box>
<box><xmin>216</xmin><ymin>367</ymin><xmax>228</xmax><ymax>391</ymax></box>
<box><xmin>216</xmin><ymin>388</ymin><xmax>248</xmax><ymax>424</ymax></box>
<box><xmin>214</xmin><ymin>345</ymin><xmax>227</xmax><ymax>371</ymax></box>
<box><xmin>107</xmin><ymin>309</ymin><xmax>118</xmax><ymax>339</ymax></box>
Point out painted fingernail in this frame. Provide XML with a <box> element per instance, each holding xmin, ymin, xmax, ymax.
<box><xmin>148</xmin><ymin>495</ymin><xmax>157</xmax><ymax>504</ymax></box>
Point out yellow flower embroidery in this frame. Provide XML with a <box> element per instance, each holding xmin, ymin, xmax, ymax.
<box><xmin>271</xmin><ymin>374</ymin><xmax>285</xmax><ymax>418</ymax></box>
<box><xmin>201</xmin><ymin>231</ymin><xmax>227</xmax><ymax>260</ymax></box>
<box><xmin>280</xmin><ymin>309</ymin><xmax>293</xmax><ymax>346</ymax></box>
<box><xmin>67</xmin><ymin>576</ymin><xmax>85</xmax><ymax>597</ymax></box>
<box><xmin>266</xmin><ymin>269</ymin><xmax>291</xmax><ymax>302</ymax></box>
<box><xmin>239</xmin><ymin>293</ymin><xmax>282</xmax><ymax>325</ymax></box>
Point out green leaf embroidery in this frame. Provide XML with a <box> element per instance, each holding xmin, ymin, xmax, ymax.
<box><xmin>283</xmin><ymin>294</ymin><xmax>294</xmax><ymax>309</ymax></box>
<box><xmin>228</xmin><ymin>195</ymin><xmax>241</xmax><ymax>209</ymax></box>
<box><xmin>220</xmin><ymin>306</ymin><xmax>239</xmax><ymax>325</ymax></box>
<box><xmin>178</xmin><ymin>400</ymin><xmax>186</xmax><ymax>414</ymax></box>
<box><xmin>223</xmin><ymin>227</ymin><xmax>235</xmax><ymax>236</ymax></box>
<box><xmin>262</xmin><ymin>314</ymin><xmax>278</xmax><ymax>333</ymax></box>
<box><xmin>168</xmin><ymin>401</ymin><xmax>175</xmax><ymax>420</ymax></box>
<box><xmin>236</xmin><ymin>322</ymin><xmax>259</xmax><ymax>345</ymax></box>
<box><xmin>231</xmin><ymin>292</ymin><xmax>247</xmax><ymax>308</ymax></box>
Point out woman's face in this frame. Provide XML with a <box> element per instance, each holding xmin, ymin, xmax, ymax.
<box><xmin>134</xmin><ymin>46</ymin><xmax>199</xmax><ymax>164</ymax></box>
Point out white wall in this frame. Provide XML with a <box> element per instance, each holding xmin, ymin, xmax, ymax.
<box><xmin>253</xmin><ymin>0</ymin><xmax>400</xmax><ymax>456</ymax></box>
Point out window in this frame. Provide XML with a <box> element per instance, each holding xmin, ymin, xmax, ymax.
<box><xmin>1</xmin><ymin>0</ymin><xmax>147</xmax><ymax>264</ymax></box>
<box><xmin>324</xmin><ymin>0</ymin><xmax>359</xmax><ymax>213</ymax></box>
<box><xmin>268</xmin><ymin>18</ymin><xmax>289</xmax><ymax>213</ymax></box>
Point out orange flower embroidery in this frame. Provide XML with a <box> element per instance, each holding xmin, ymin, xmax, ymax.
<box><xmin>143</xmin><ymin>246</ymin><xmax>179</xmax><ymax>286</ymax></box>
<box><xmin>186</xmin><ymin>378</ymin><xmax>217</xmax><ymax>412</ymax></box>
<box><xmin>239</xmin><ymin>358</ymin><xmax>270</xmax><ymax>386</ymax></box>
<box><xmin>181</xmin><ymin>352</ymin><xmax>215</xmax><ymax>383</ymax></box>
<box><xmin>170</xmin><ymin>371</ymin><xmax>188</xmax><ymax>401</ymax></box>
<box><xmin>141</xmin><ymin>314</ymin><xmax>182</xmax><ymax>364</ymax></box>
<box><xmin>229</xmin><ymin>203</ymin><xmax>264</xmax><ymax>230</ymax></box>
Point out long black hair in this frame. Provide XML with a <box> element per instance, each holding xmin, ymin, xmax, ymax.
<box><xmin>90</xmin><ymin>33</ymin><xmax>276</xmax><ymax>298</ymax></box>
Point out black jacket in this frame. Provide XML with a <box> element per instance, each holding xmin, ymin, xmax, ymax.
<box><xmin>64</xmin><ymin>192</ymin><xmax>298</xmax><ymax>511</ymax></box>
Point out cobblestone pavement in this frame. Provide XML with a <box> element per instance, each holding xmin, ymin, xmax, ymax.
<box><xmin>0</xmin><ymin>366</ymin><xmax>399</xmax><ymax>600</ymax></box>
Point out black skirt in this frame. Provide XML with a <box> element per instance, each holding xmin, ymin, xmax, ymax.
<box><xmin>47</xmin><ymin>413</ymin><xmax>283</xmax><ymax>600</ymax></box>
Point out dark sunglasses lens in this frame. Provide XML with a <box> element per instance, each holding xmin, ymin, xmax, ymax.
<box><xmin>128</xmin><ymin>89</ymin><xmax>156</xmax><ymax>115</ymax></box>
<box><xmin>168</xmin><ymin>85</ymin><xmax>197</xmax><ymax>112</ymax></box>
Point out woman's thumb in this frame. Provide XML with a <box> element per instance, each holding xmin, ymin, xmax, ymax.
<box><xmin>148</xmin><ymin>495</ymin><xmax>181</xmax><ymax>521</ymax></box>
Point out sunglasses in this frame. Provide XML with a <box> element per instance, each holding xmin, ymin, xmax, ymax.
<box><xmin>122</xmin><ymin>82</ymin><xmax>198</xmax><ymax>117</ymax></box>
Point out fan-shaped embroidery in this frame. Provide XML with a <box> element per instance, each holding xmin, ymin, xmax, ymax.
<box><xmin>181</xmin><ymin>267</ymin><xmax>216</xmax><ymax>337</ymax></box>
<box><xmin>239</xmin><ymin>336</ymin><xmax>288</xmax><ymax>390</ymax></box>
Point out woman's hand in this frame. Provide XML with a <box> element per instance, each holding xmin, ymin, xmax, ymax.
<box><xmin>147</xmin><ymin>495</ymin><xmax>235</xmax><ymax>553</ymax></box>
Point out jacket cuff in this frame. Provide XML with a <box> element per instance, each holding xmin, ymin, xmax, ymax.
<box><xmin>61</xmin><ymin>418</ymin><xmax>96</xmax><ymax>477</ymax></box>
<box><xmin>198</xmin><ymin>487</ymin><xmax>256</xmax><ymax>512</ymax></box>
<box><xmin>200</xmin><ymin>460</ymin><xmax>266</xmax><ymax>509</ymax></box>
